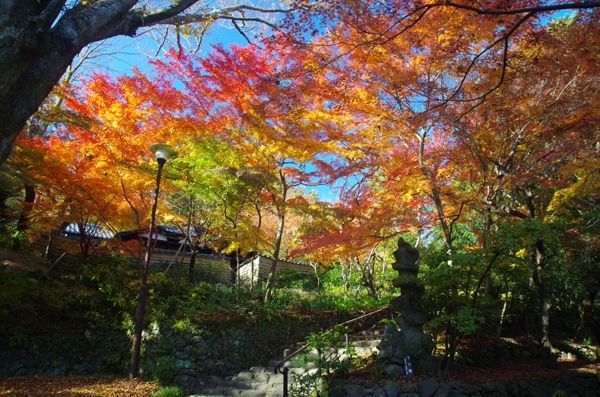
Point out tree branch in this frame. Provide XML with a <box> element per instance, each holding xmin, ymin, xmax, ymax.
<box><xmin>134</xmin><ymin>0</ymin><xmax>200</xmax><ymax>26</ymax></box>
<box><xmin>442</xmin><ymin>11</ymin><xmax>535</xmax><ymax>104</ymax></box>
<box><xmin>441</xmin><ymin>1</ymin><xmax>600</xmax><ymax>15</ymax></box>
<box><xmin>135</xmin><ymin>3</ymin><xmax>291</xmax><ymax>30</ymax></box>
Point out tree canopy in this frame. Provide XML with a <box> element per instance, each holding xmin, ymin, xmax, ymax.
<box><xmin>0</xmin><ymin>0</ymin><xmax>292</xmax><ymax>164</ymax></box>
<box><xmin>1</xmin><ymin>1</ymin><xmax>599</xmax><ymax>165</ymax></box>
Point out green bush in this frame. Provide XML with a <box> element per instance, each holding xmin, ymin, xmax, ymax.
<box><xmin>274</xmin><ymin>269</ymin><xmax>320</xmax><ymax>290</ymax></box>
<box><xmin>0</xmin><ymin>269</ymin><xmax>39</xmax><ymax>328</ymax></box>
<box><xmin>0</xmin><ymin>227</ymin><xmax>25</xmax><ymax>249</ymax></box>
<box><xmin>149</xmin><ymin>355</ymin><xmax>180</xmax><ymax>385</ymax></box>
<box><xmin>152</xmin><ymin>385</ymin><xmax>185</xmax><ymax>397</ymax></box>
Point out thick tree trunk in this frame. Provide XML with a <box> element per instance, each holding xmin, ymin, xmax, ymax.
<box><xmin>0</xmin><ymin>0</ymin><xmax>204</xmax><ymax>163</ymax></box>
<box><xmin>0</xmin><ymin>1</ymin><xmax>138</xmax><ymax>162</ymax></box>
<box><xmin>17</xmin><ymin>184</ymin><xmax>35</xmax><ymax>232</ymax></box>
<box><xmin>529</xmin><ymin>240</ymin><xmax>552</xmax><ymax>349</ymax></box>
<box><xmin>0</xmin><ymin>193</ymin><xmax>6</xmax><ymax>224</ymax></box>
<box><xmin>0</xmin><ymin>48</ymin><xmax>75</xmax><ymax>163</ymax></box>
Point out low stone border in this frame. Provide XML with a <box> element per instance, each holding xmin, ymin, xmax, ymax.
<box><xmin>329</xmin><ymin>373</ymin><xmax>599</xmax><ymax>397</ymax></box>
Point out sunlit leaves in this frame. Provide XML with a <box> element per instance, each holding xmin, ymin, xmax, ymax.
<box><xmin>9</xmin><ymin>2</ymin><xmax>599</xmax><ymax>275</ymax></box>
<box><xmin>12</xmin><ymin>69</ymin><xmax>195</xmax><ymax>233</ymax></box>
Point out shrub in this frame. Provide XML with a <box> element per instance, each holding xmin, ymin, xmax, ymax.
<box><xmin>275</xmin><ymin>269</ymin><xmax>320</xmax><ymax>290</ymax></box>
<box><xmin>150</xmin><ymin>356</ymin><xmax>180</xmax><ymax>385</ymax></box>
<box><xmin>152</xmin><ymin>385</ymin><xmax>185</xmax><ymax>397</ymax></box>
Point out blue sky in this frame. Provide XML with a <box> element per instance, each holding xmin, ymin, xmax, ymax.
<box><xmin>88</xmin><ymin>23</ymin><xmax>247</xmax><ymax>74</ymax></box>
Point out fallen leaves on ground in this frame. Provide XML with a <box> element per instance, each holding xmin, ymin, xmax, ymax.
<box><xmin>447</xmin><ymin>359</ymin><xmax>600</xmax><ymax>384</ymax></box>
<box><xmin>0</xmin><ymin>376</ymin><xmax>159</xmax><ymax>397</ymax></box>
<box><xmin>346</xmin><ymin>358</ymin><xmax>599</xmax><ymax>387</ymax></box>
<box><xmin>1</xmin><ymin>360</ymin><xmax>598</xmax><ymax>396</ymax></box>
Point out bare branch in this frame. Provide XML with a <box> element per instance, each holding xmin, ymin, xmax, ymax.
<box><xmin>133</xmin><ymin>0</ymin><xmax>201</xmax><ymax>26</ymax></box>
<box><xmin>233</xmin><ymin>19</ymin><xmax>253</xmax><ymax>44</ymax></box>
<box><xmin>443</xmin><ymin>11</ymin><xmax>536</xmax><ymax>105</ymax></box>
<box><xmin>139</xmin><ymin>4</ymin><xmax>291</xmax><ymax>28</ymax></box>
<box><xmin>154</xmin><ymin>25</ymin><xmax>170</xmax><ymax>57</ymax></box>
<box><xmin>441</xmin><ymin>1</ymin><xmax>600</xmax><ymax>15</ymax></box>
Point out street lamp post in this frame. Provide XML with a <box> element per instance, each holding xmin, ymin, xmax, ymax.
<box><xmin>130</xmin><ymin>143</ymin><xmax>175</xmax><ymax>378</ymax></box>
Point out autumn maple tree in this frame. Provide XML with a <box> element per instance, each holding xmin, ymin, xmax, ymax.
<box><xmin>452</xmin><ymin>13</ymin><xmax>599</xmax><ymax>348</ymax></box>
<box><xmin>153</xmin><ymin>42</ymin><xmax>340</xmax><ymax>301</ymax></box>
<box><xmin>284</xmin><ymin>2</ymin><xmax>599</xmax><ymax>355</ymax></box>
<box><xmin>0</xmin><ymin>0</ymin><xmax>298</xmax><ymax>165</ymax></box>
<box><xmin>10</xmin><ymin>68</ymin><xmax>198</xmax><ymax>254</ymax></box>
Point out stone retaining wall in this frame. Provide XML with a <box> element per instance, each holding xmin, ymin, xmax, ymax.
<box><xmin>0</xmin><ymin>310</ymin><xmax>356</xmax><ymax>378</ymax></box>
<box><xmin>142</xmin><ymin>310</ymin><xmax>360</xmax><ymax>378</ymax></box>
<box><xmin>0</xmin><ymin>329</ymin><xmax>129</xmax><ymax>376</ymax></box>
<box><xmin>330</xmin><ymin>374</ymin><xmax>599</xmax><ymax>397</ymax></box>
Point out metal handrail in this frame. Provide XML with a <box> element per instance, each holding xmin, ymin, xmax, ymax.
<box><xmin>273</xmin><ymin>306</ymin><xmax>390</xmax><ymax>397</ymax></box>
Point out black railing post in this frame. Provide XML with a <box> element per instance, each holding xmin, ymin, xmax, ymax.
<box><xmin>274</xmin><ymin>365</ymin><xmax>289</xmax><ymax>397</ymax></box>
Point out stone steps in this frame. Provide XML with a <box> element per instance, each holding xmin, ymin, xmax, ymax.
<box><xmin>187</xmin><ymin>365</ymin><xmax>318</xmax><ymax>396</ymax></box>
<box><xmin>277</xmin><ymin>324</ymin><xmax>383</xmax><ymax>360</ymax></box>
<box><xmin>185</xmin><ymin>326</ymin><xmax>383</xmax><ymax>397</ymax></box>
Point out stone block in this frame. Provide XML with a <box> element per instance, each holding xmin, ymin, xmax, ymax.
<box><xmin>343</xmin><ymin>383</ymin><xmax>369</xmax><ymax>397</ymax></box>
<box><xmin>433</xmin><ymin>384</ymin><xmax>451</xmax><ymax>397</ymax></box>
<box><xmin>383</xmin><ymin>381</ymin><xmax>403</xmax><ymax>397</ymax></box>
<box><xmin>253</xmin><ymin>372</ymin><xmax>271</xmax><ymax>383</ymax></box>
<box><xmin>234</xmin><ymin>389</ymin><xmax>267</xmax><ymax>397</ymax></box>
<box><xmin>236</xmin><ymin>371</ymin><xmax>255</xmax><ymax>382</ymax></box>
<box><xmin>418</xmin><ymin>378</ymin><xmax>439</xmax><ymax>397</ymax></box>
<box><xmin>384</xmin><ymin>363</ymin><xmax>405</xmax><ymax>377</ymax></box>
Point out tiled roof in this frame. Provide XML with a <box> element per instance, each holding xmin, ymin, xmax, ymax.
<box><xmin>61</xmin><ymin>222</ymin><xmax>114</xmax><ymax>239</ymax></box>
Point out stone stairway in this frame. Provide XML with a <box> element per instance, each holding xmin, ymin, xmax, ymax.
<box><xmin>348</xmin><ymin>325</ymin><xmax>384</xmax><ymax>357</ymax></box>
<box><xmin>186</xmin><ymin>324</ymin><xmax>384</xmax><ymax>397</ymax></box>
<box><xmin>186</xmin><ymin>365</ymin><xmax>287</xmax><ymax>397</ymax></box>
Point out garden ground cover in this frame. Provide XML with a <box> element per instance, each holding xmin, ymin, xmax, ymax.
<box><xmin>0</xmin><ymin>359</ymin><xmax>597</xmax><ymax>396</ymax></box>
<box><xmin>0</xmin><ymin>376</ymin><xmax>158</xmax><ymax>397</ymax></box>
